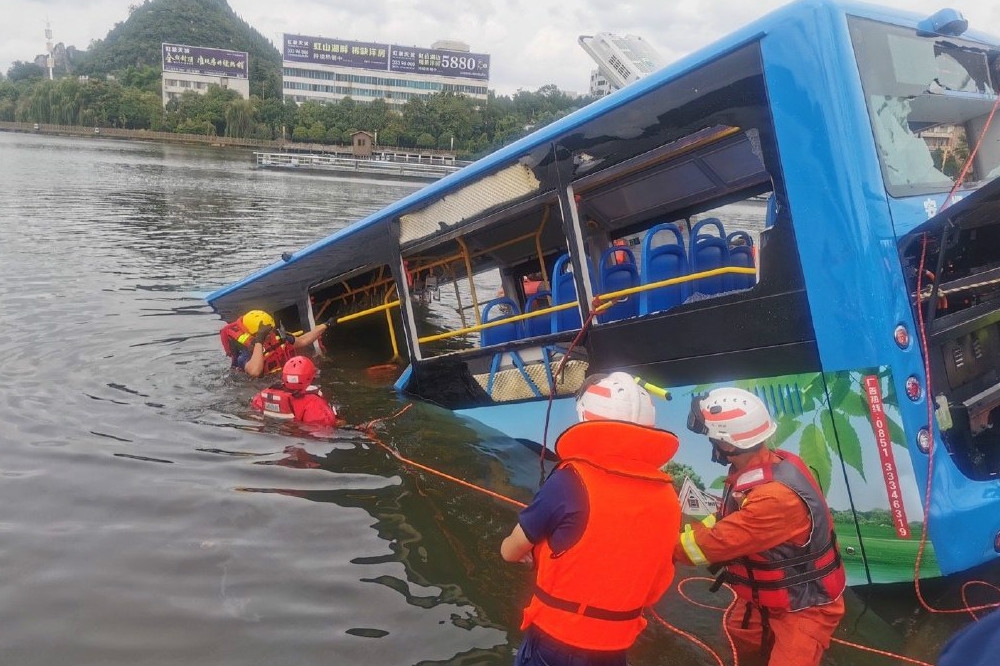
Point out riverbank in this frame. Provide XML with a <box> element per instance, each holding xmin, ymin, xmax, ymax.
<box><xmin>0</xmin><ymin>121</ymin><xmax>461</xmax><ymax>161</ymax></box>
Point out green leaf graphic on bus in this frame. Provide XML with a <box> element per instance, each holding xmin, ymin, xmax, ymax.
<box><xmin>705</xmin><ymin>372</ymin><xmax>905</xmax><ymax>496</ymax></box>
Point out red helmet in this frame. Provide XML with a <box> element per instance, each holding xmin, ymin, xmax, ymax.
<box><xmin>282</xmin><ymin>356</ymin><xmax>317</xmax><ymax>391</ymax></box>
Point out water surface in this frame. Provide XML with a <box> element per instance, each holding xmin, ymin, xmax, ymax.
<box><xmin>0</xmin><ymin>132</ymin><xmax>990</xmax><ymax>666</ymax></box>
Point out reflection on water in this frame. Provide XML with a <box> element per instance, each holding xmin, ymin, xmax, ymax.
<box><xmin>0</xmin><ymin>132</ymin><xmax>992</xmax><ymax>666</ymax></box>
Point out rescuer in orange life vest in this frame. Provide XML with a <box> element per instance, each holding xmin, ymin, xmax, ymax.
<box><xmin>219</xmin><ymin>309</ymin><xmax>333</xmax><ymax>378</ymax></box>
<box><xmin>250</xmin><ymin>356</ymin><xmax>337</xmax><ymax>427</ymax></box>
<box><xmin>677</xmin><ymin>387</ymin><xmax>846</xmax><ymax>666</ymax></box>
<box><xmin>500</xmin><ymin>372</ymin><xmax>682</xmax><ymax>666</ymax></box>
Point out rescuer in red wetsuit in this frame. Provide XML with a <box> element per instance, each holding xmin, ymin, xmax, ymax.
<box><xmin>676</xmin><ymin>387</ymin><xmax>846</xmax><ymax>666</ymax></box>
<box><xmin>250</xmin><ymin>356</ymin><xmax>337</xmax><ymax>426</ymax></box>
<box><xmin>500</xmin><ymin>372</ymin><xmax>682</xmax><ymax>666</ymax></box>
<box><xmin>219</xmin><ymin>309</ymin><xmax>333</xmax><ymax>378</ymax></box>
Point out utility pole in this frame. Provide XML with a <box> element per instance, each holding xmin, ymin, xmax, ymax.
<box><xmin>44</xmin><ymin>19</ymin><xmax>54</xmax><ymax>80</ymax></box>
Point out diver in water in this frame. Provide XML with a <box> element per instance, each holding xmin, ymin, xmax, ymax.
<box><xmin>220</xmin><ymin>309</ymin><xmax>333</xmax><ymax>377</ymax></box>
<box><xmin>250</xmin><ymin>356</ymin><xmax>337</xmax><ymax>427</ymax></box>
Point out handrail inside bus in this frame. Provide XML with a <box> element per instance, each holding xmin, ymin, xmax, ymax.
<box><xmin>415</xmin><ymin>266</ymin><xmax>758</xmax><ymax>345</ymax></box>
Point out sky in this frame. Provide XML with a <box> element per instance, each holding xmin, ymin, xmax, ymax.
<box><xmin>4</xmin><ymin>0</ymin><xmax>1000</xmax><ymax>96</ymax></box>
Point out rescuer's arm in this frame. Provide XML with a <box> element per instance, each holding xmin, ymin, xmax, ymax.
<box><xmin>293</xmin><ymin>319</ymin><xmax>334</xmax><ymax>348</ymax></box>
<box><xmin>675</xmin><ymin>483</ymin><xmax>811</xmax><ymax>565</ymax></box>
<box><xmin>243</xmin><ymin>342</ymin><xmax>266</xmax><ymax>377</ymax></box>
<box><xmin>501</xmin><ymin>523</ymin><xmax>534</xmax><ymax>564</ymax></box>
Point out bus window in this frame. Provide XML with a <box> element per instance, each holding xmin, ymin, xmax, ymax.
<box><xmin>849</xmin><ymin>17</ymin><xmax>1000</xmax><ymax>196</ymax></box>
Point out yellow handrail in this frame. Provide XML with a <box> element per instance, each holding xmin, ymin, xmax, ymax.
<box><xmin>334</xmin><ymin>299</ymin><xmax>400</xmax><ymax>324</ymax></box>
<box><xmin>383</xmin><ymin>290</ymin><xmax>401</xmax><ymax>362</ymax></box>
<box><xmin>418</xmin><ymin>302</ymin><xmax>579</xmax><ymax>343</ymax></box>
<box><xmin>415</xmin><ymin>265</ymin><xmax>757</xmax><ymax>345</ymax></box>
<box><xmin>595</xmin><ymin>266</ymin><xmax>757</xmax><ymax>303</ymax></box>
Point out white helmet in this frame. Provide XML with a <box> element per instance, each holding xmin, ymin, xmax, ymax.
<box><xmin>576</xmin><ymin>372</ymin><xmax>656</xmax><ymax>426</ymax></box>
<box><xmin>689</xmin><ymin>387</ymin><xmax>775</xmax><ymax>449</ymax></box>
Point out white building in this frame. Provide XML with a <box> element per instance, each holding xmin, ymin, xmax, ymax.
<box><xmin>578</xmin><ymin>32</ymin><xmax>664</xmax><ymax>95</ymax></box>
<box><xmin>282</xmin><ymin>35</ymin><xmax>489</xmax><ymax>107</ymax></box>
<box><xmin>677</xmin><ymin>476</ymin><xmax>722</xmax><ymax>517</ymax></box>
<box><xmin>589</xmin><ymin>69</ymin><xmax>613</xmax><ymax>98</ymax></box>
<box><xmin>161</xmin><ymin>43</ymin><xmax>250</xmax><ymax>106</ymax></box>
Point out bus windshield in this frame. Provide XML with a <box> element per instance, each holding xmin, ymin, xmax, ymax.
<box><xmin>849</xmin><ymin>17</ymin><xmax>1000</xmax><ymax>197</ymax></box>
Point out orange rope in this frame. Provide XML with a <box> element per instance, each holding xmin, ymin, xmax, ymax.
<box><xmin>358</xmin><ymin>403</ymin><xmax>527</xmax><ymax>510</ymax></box>
<box><xmin>828</xmin><ymin>637</ymin><xmax>933</xmax><ymax>666</ymax></box>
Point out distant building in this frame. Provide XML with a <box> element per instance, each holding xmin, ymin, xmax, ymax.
<box><xmin>578</xmin><ymin>32</ymin><xmax>664</xmax><ymax>95</ymax></box>
<box><xmin>351</xmin><ymin>130</ymin><xmax>375</xmax><ymax>157</ymax></box>
<box><xmin>282</xmin><ymin>35</ymin><xmax>490</xmax><ymax>107</ymax></box>
<box><xmin>161</xmin><ymin>43</ymin><xmax>250</xmax><ymax>106</ymax></box>
<box><xmin>589</xmin><ymin>69</ymin><xmax>613</xmax><ymax>98</ymax></box>
<box><xmin>677</xmin><ymin>476</ymin><xmax>721</xmax><ymax>517</ymax></box>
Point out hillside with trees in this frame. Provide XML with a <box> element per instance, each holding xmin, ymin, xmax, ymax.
<box><xmin>0</xmin><ymin>0</ymin><xmax>595</xmax><ymax>157</ymax></box>
<box><xmin>77</xmin><ymin>0</ymin><xmax>281</xmax><ymax>99</ymax></box>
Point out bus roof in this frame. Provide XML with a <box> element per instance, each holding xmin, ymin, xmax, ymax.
<box><xmin>206</xmin><ymin>0</ymin><xmax>995</xmax><ymax>321</ymax></box>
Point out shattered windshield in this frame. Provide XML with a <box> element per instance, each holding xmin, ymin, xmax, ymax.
<box><xmin>849</xmin><ymin>17</ymin><xmax>1000</xmax><ymax>197</ymax></box>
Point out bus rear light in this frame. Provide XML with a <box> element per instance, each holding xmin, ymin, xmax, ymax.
<box><xmin>894</xmin><ymin>325</ymin><xmax>910</xmax><ymax>349</ymax></box>
<box><xmin>916</xmin><ymin>428</ymin><xmax>931</xmax><ymax>454</ymax></box>
<box><xmin>905</xmin><ymin>376</ymin><xmax>922</xmax><ymax>401</ymax></box>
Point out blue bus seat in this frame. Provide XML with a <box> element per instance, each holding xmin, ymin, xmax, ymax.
<box><xmin>480</xmin><ymin>297</ymin><xmax>521</xmax><ymax>347</ymax></box>
<box><xmin>524</xmin><ymin>289</ymin><xmax>553</xmax><ymax>338</ymax></box>
<box><xmin>727</xmin><ymin>231</ymin><xmax>756</xmax><ymax>290</ymax></box>
<box><xmin>598</xmin><ymin>245</ymin><xmax>639</xmax><ymax>322</ymax></box>
<box><xmin>690</xmin><ymin>217</ymin><xmax>730</xmax><ymax>295</ymax></box>
<box><xmin>640</xmin><ymin>222</ymin><xmax>689</xmax><ymax>315</ymax></box>
<box><xmin>551</xmin><ymin>253</ymin><xmax>583</xmax><ymax>332</ymax></box>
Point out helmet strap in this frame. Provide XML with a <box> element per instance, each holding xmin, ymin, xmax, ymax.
<box><xmin>710</xmin><ymin>441</ymin><xmax>735</xmax><ymax>466</ymax></box>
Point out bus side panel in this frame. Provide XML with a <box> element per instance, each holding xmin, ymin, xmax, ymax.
<box><xmin>651</xmin><ymin>369</ymin><xmax>935</xmax><ymax>586</ymax></box>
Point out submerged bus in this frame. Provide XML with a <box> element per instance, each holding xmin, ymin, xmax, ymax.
<box><xmin>208</xmin><ymin>0</ymin><xmax>1000</xmax><ymax>585</ymax></box>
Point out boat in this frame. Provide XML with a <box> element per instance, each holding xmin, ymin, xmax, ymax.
<box><xmin>253</xmin><ymin>151</ymin><xmax>465</xmax><ymax>182</ymax></box>
<box><xmin>208</xmin><ymin>0</ymin><xmax>1000</xmax><ymax>587</ymax></box>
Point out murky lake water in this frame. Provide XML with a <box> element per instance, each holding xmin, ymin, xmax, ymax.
<box><xmin>0</xmin><ymin>132</ymin><xmax>992</xmax><ymax>665</ymax></box>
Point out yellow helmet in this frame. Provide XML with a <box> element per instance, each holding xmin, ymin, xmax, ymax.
<box><xmin>241</xmin><ymin>310</ymin><xmax>274</xmax><ymax>334</ymax></box>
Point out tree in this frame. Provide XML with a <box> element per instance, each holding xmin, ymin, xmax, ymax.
<box><xmin>663</xmin><ymin>462</ymin><xmax>705</xmax><ymax>493</ymax></box>
<box><xmin>7</xmin><ymin>61</ymin><xmax>46</xmax><ymax>82</ymax></box>
<box><xmin>416</xmin><ymin>132</ymin><xmax>436</xmax><ymax>149</ymax></box>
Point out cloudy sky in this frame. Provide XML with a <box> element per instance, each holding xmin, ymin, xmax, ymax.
<box><xmin>4</xmin><ymin>0</ymin><xmax>999</xmax><ymax>95</ymax></box>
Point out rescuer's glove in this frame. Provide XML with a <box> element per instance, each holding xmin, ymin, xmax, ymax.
<box><xmin>254</xmin><ymin>324</ymin><xmax>273</xmax><ymax>345</ymax></box>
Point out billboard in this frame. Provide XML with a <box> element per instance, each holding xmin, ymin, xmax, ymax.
<box><xmin>284</xmin><ymin>35</ymin><xmax>389</xmax><ymax>71</ymax></box>
<box><xmin>389</xmin><ymin>45</ymin><xmax>489</xmax><ymax>80</ymax></box>
<box><xmin>162</xmin><ymin>43</ymin><xmax>248</xmax><ymax>79</ymax></box>
<box><xmin>284</xmin><ymin>34</ymin><xmax>490</xmax><ymax>81</ymax></box>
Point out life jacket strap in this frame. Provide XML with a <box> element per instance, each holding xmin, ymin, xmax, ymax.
<box><xmin>723</xmin><ymin>550</ymin><xmax>843</xmax><ymax>590</ymax></box>
<box><xmin>533</xmin><ymin>586</ymin><xmax>642</xmax><ymax>622</ymax></box>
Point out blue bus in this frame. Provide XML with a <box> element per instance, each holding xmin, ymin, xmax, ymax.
<box><xmin>208</xmin><ymin>0</ymin><xmax>1000</xmax><ymax>585</ymax></box>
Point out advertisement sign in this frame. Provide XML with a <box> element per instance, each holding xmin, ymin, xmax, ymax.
<box><xmin>389</xmin><ymin>46</ymin><xmax>490</xmax><ymax>80</ymax></box>
<box><xmin>283</xmin><ymin>34</ymin><xmax>389</xmax><ymax>71</ymax></box>
<box><xmin>162</xmin><ymin>43</ymin><xmax>248</xmax><ymax>79</ymax></box>
<box><xmin>284</xmin><ymin>34</ymin><xmax>489</xmax><ymax>81</ymax></box>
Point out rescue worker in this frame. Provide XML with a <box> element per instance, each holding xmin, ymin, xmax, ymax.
<box><xmin>500</xmin><ymin>372</ymin><xmax>682</xmax><ymax>666</ymax></box>
<box><xmin>677</xmin><ymin>387</ymin><xmax>846</xmax><ymax>666</ymax></box>
<box><xmin>219</xmin><ymin>309</ymin><xmax>333</xmax><ymax>378</ymax></box>
<box><xmin>250</xmin><ymin>356</ymin><xmax>337</xmax><ymax>426</ymax></box>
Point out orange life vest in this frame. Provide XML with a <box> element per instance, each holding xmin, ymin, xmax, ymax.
<box><xmin>521</xmin><ymin>420</ymin><xmax>681</xmax><ymax>651</ymax></box>
<box><xmin>220</xmin><ymin>317</ymin><xmax>294</xmax><ymax>374</ymax></box>
<box><xmin>720</xmin><ymin>450</ymin><xmax>846</xmax><ymax>611</ymax></box>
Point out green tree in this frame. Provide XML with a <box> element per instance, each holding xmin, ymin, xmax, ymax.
<box><xmin>224</xmin><ymin>98</ymin><xmax>256</xmax><ymax>138</ymax></box>
<box><xmin>7</xmin><ymin>61</ymin><xmax>46</xmax><ymax>82</ymax></box>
